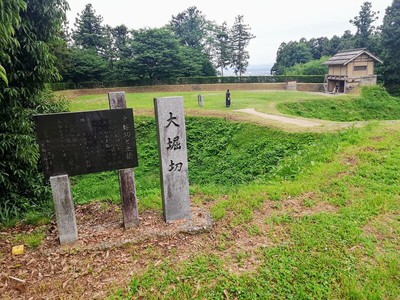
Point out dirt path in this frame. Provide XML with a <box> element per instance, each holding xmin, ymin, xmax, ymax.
<box><xmin>234</xmin><ymin>108</ymin><xmax>322</xmax><ymax>127</ymax></box>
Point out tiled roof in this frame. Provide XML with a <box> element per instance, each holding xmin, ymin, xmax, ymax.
<box><xmin>322</xmin><ymin>48</ymin><xmax>383</xmax><ymax>66</ymax></box>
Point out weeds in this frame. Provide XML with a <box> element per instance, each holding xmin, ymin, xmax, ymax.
<box><xmin>12</xmin><ymin>228</ymin><xmax>46</xmax><ymax>249</ymax></box>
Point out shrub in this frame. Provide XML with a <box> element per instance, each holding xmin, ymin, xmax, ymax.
<box><xmin>0</xmin><ymin>89</ymin><xmax>68</xmax><ymax>220</ymax></box>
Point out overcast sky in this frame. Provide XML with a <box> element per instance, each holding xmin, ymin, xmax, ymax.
<box><xmin>65</xmin><ymin>0</ymin><xmax>393</xmax><ymax>67</ymax></box>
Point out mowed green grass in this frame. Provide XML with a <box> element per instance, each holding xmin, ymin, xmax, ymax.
<box><xmin>68</xmin><ymin>90</ymin><xmax>326</xmax><ymax>114</ymax></box>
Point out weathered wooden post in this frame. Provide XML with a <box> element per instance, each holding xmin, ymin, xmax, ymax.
<box><xmin>50</xmin><ymin>175</ymin><xmax>78</xmax><ymax>245</ymax></box>
<box><xmin>108</xmin><ymin>91</ymin><xmax>140</xmax><ymax>228</ymax></box>
<box><xmin>154</xmin><ymin>96</ymin><xmax>191</xmax><ymax>222</ymax></box>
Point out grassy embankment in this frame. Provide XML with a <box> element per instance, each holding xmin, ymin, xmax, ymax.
<box><xmin>278</xmin><ymin>86</ymin><xmax>400</xmax><ymax>121</ymax></box>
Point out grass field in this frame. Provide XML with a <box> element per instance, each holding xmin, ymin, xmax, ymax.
<box><xmin>68</xmin><ymin>90</ymin><xmax>326</xmax><ymax>114</ymax></box>
<box><xmin>2</xmin><ymin>88</ymin><xmax>399</xmax><ymax>299</ymax></box>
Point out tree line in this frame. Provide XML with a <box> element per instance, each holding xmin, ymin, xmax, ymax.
<box><xmin>56</xmin><ymin>4</ymin><xmax>255</xmax><ymax>84</ymax></box>
<box><xmin>271</xmin><ymin>1</ymin><xmax>400</xmax><ymax>95</ymax></box>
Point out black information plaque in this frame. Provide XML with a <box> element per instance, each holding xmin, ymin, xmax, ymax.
<box><xmin>34</xmin><ymin>109</ymin><xmax>138</xmax><ymax>178</ymax></box>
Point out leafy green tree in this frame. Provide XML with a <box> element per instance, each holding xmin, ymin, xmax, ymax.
<box><xmin>201</xmin><ymin>21</ymin><xmax>219</xmax><ymax>65</ymax></box>
<box><xmin>271</xmin><ymin>41</ymin><xmax>312</xmax><ymax>75</ymax></box>
<box><xmin>112</xmin><ymin>24</ymin><xmax>131</xmax><ymax>59</ymax></box>
<box><xmin>230</xmin><ymin>15</ymin><xmax>255</xmax><ymax>77</ymax></box>
<box><xmin>72</xmin><ymin>3</ymin><xmax>104</xmax><ymax>52</ymax></box>
<box><xmin>0</xmin><ymin>0</ymin><xmax>26</xmax><ymax>85</ymax></box>
<box><xmin>339</xmin><ymin>30</ymin><xmax>355</xmax><ymax>49</ymax></box>
<box><xmin>350</xmin><ymin>2</ymin><xmax>379</xmax><ymax>48</ymax></box>
<box><xmin>102</xmin><ymin>25</ymin><xmax>117</xmax><ymax>71</ymax></box>
<box><xmin>381</xmin><ymin>0</ymin><xmax>400</xmax><ymax>95</ymax></box>
<box><xmin>68</xmin><ymin>48</ymin><xmax>109</xmax><ymax>84</ymax></box>
<box><xmin>128</xmin><ymin>28</ymin><xmax>183</xmax><ymax>80</ymax></box>
<box><xmin>328</xmin><ymin>35</ymin><xmax>342</xmax><ymax>55</ymax></box>
<box><xmin>169</xmin><ymin>6</ymin><xmax>207</xmax><ymax>50</ymax></box>
<box><xmin>307</xmin><ymin>37</ymin><xmax>330</xmax><ymax>59</ymax></box>
<box><xmin>118</xmin><ymin>28</ymin><xmax>217</xmax><ymax>81</ymax></box>
<box><xmin>0</xmin><ymin>0</ymin><xmax>69</xmax><ymax>217</ymax></box>
<box><xmin>180</xmin><ymin>47</ymin><xmax>216</xmax><ymax>77</ymax></box>
<box><xmin>50</xmin><ymin>21</ymin><xmax>73</xmax><ymax>81</ymax></box>
<box><xmin>283</xmin><ymin>57</ymin><xmax>329</xmax><ymax>75</ymax></box>
<box><xmin>97</xmin><ymin>24</ymin><xmax>132</xmax><ymax>79</ymax></box>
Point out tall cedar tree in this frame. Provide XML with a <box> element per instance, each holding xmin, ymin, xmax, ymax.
<box><xmin>72</xmin><ymin>3</ymin><xmax>105</xmax><ymax>52</ymax></box>
<box><xmin>50</xmin><ymin>20</ymin><xmax>73</xmax><ymax>82</ymax></box>
<box><xmin>0</xmin><ymin>0</ymin><xmax>69</xmax><ymax>217</ymax></box>
<box><xmin>381</xmin><ymin>0</ymin><xmax>400</xmax><ymax>95</ymax></box>
<box><xmin>169</xmin><ymin>6</ymin><xmax>207</xmax><ymax>50</ymax></box>
<box><xmin>230</xmin><ymin>15</ymin><xmax>255</xmax><ymax>77</ymax></box>
<box><xmin>169</xmin><ymin>7</ymin><xmax>217</xmax><ymax>76</ymax></box>
<box><xmin>215</xmin><ymin>22</ymin><xmax>232</xmax><ymax>76</ymax></box>
<box><xmin>112</xmin><ymin>24</ymin><xmax>131</xmax><ymax>59</ymax></box>
<box><xmin>350</xmin><ymin>2</ymin><xmax>379</xmax><ymax>48</ymax></box>
<box><xmin>103</xmin><ymin>24</ymin><xmax>130</xmax><ymax>74</ymax></box>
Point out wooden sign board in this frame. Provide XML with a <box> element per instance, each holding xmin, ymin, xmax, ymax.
<box><xmin>34</xmin><ymin>109</ymin><xmax>138</xmax><ymax>178</ymax></box>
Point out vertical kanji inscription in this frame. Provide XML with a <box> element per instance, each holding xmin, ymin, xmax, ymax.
<box><xmin>154</xmin><ymin>97</ymin><xmax>191</xmax><ymax>222</ymax></box>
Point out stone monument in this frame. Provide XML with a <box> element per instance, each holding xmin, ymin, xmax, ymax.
<box><xmin>154</xmin><ymin>96</ymin><xmax>191</xmax><ymax>222</ymax></box>
<box><xmin>198</xmin><ymin>94</ymin><xmax>204</xmax><ymax>107</ymax></box>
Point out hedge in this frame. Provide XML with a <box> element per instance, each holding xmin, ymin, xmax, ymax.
<box><xmin>49</xmin><ymin>75</ymin><xmax>325</xmax><ymax>91</ymax></box>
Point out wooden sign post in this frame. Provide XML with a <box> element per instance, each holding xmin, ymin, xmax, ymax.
<box><xmin>34</xmin><ymin>101</ymin><xmax>139</xmax><ymax>244</ymax></box>
<box><xmin>108</xmin><ymin>91</ymin><xmax>139</xmax><ymax>228</ymax></box>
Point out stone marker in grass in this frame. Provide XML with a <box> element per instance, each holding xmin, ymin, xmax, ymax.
<box><xmin>154</xmin><ymin>96</ymin><xmax>191</xmax><ymax>223</ymax></box>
